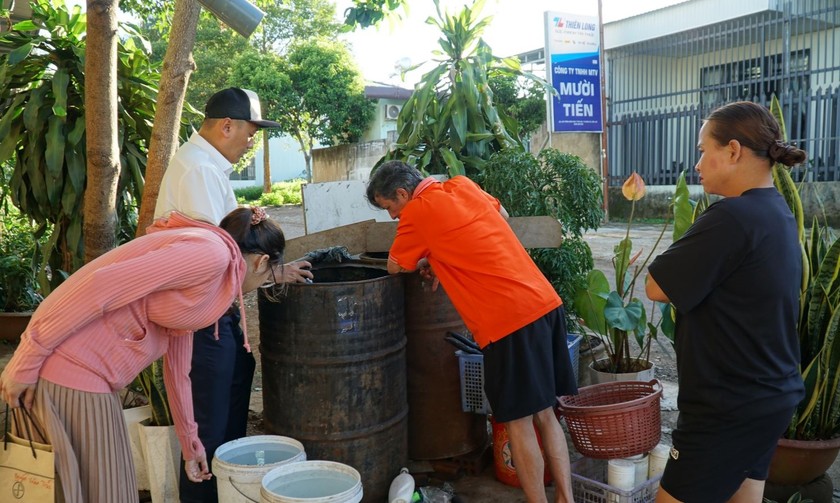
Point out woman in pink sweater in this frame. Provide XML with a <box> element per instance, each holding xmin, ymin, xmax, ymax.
<box><xmin>0</xmin><ymin>206</ymin><xmax>285</xmax><ymax>503</ymax></box>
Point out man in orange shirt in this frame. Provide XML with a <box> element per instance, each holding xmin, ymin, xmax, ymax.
<box><xmin>366</xmin><ymin>161</ymin><xmax>577</xmax><ymax>503</ymax></box>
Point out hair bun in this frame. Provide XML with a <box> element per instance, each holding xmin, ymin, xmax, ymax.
<box><xmin>768</xmin><ymin>140</ymin><xmax>789</xmax><ymax>162</ymax></box>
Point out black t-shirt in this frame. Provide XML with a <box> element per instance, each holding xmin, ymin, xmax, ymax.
<box><xmin>648</xmin><ymin>187</ymin><xmax>805</xmax><ymax>417</ymax></box>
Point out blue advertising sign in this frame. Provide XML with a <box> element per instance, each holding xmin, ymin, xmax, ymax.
<box><xmin>545</xmin><ymin>12</ymin><xmax>603</xmax><ymax>133</ymax></box>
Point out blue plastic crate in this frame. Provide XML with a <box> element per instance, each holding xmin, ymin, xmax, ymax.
<box><xmin>458</xmin><ymin>334</ymin><xmax>583</xmax><ymax>414</ymax></box>
<box><xmin>568</xmin><ymin>333</ymin><xmax>583</xmax><ymax>383</ymax></box>
<box><xmin>456</xmin><ymin>350</ymin><xmax>490</xmax><ymax>414</ymax></box>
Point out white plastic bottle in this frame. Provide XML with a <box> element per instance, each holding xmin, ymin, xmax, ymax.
<box><xmin>388</xmin><ymin>467</ymin><xmax>415</xmax><ymax>503</ymax></box>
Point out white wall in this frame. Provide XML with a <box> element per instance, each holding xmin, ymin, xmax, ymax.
<box><xmin>302</xmin><ymin>180</ymin><xmax>391</xmax><ymax>233</ymax></box>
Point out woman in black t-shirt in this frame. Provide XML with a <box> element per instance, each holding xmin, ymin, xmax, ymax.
<box><xmin>646</xmin><ymin>101</ymin><xmax>807</xmax><ymax>503</ymax></box>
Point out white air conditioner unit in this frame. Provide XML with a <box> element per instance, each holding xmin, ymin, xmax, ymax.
<box><xmin>384</xmin><ymin>104</ymin><xmax>402</xmax><ymax>121</ymax></box>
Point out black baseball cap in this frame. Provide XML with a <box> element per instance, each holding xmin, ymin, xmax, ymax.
<box><xmin>204</xmin><ymin>87</ymin><xmax>281</xmax><ymax>128</ymax></box>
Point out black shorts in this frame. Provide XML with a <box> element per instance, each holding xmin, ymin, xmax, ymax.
<box><xmin>482</xmin><ymin>306</ymin><xmax>577</xmax><ymax>422</ymax></box>
<box><xmin>661</xmin><ymin>407</ymin><xmax>795</xmax><ymax>503</ymax></box>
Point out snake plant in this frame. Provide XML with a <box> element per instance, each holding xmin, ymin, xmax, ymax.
<box><xmin>769</xmin><ymin>94</ymin><xmax>840</xmax><ymax>441</ymax></box>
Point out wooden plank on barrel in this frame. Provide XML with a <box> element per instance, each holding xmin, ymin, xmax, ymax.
<box><xmin>286</xmin><ymin>216</ymin><xmax>563</xmax><ymax>259</ymax></box>
<box><xmin>363</xmin><ymin>216</ymin><xmax>563</xmax><ymax>252</ymax></box>
<box><xmin>285</xmin><ymin>220</ymin><xmax>374</xmax><ymax>260</ymax></box>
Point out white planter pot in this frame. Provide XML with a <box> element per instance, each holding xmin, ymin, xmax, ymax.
<box><xmin>577</xmin><ymin>339</ymin><xmax>607</xmax><ymax>388</ymax></box>
<box><xmin>138</xmin><ymin>421</ymin><xmax>181</xmax><ymax>502</ymax></box>
<box><xmin>122</xmin><ymin>405</ymin><xmax>152</xmax><ymax>491</ymax></box>
<box><xmin>587</xmin><ymin>358</ymin><xmax>655</xmax><ymax>385</ymax></box>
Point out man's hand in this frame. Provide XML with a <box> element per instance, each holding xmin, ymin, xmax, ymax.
<box><xmin>417</xmin><ymin>257</ymin><xmax>439</xmax><ymax>292</ymax></box>
<box><xmin>276</xmin><ymin>260</ymin><xmax>314</xmax><ymax>284</ymax></box>
<box><xmin>184</xmin><ymin>454</ymin><xmax>213</xmax><ymax>483</ymax></box>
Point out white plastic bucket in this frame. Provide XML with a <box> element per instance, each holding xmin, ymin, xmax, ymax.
<box><xmin>214</xmin><ymin>435</ymin><xmax>306</xmax><ymax>503</ymax></box>
<box><xmin>260</xmin><ymin>460</ymin><xmax>363</xmax><ymax>503</ymax></box>
<box><xmin>623</xmin><ymin>453</ymin><xmax>650</xmax><ymax>484</ymax></box>
<box><xmin>648</xmin><ymin>443</ymin><xmax>670</xmax><ymax>479</ymax></box>
<box><xmin>607</xmin><ymin>459</ymin><xmax>635</xmax><ymax>503</ymax></box>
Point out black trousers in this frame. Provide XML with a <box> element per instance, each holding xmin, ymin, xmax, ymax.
<box><xmin>179</xmin><ymin>310</ymin><xmax>256</xmax><ymax>503</ymax></box>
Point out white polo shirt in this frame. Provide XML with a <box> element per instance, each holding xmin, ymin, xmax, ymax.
<box><xmin>154</xmin><ymin>132</ymin><xmax>237</xmax><ymax>225</ymax></box>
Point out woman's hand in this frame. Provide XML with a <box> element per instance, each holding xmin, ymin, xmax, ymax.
<box><xmin>0</xmin><ymin>372</ymin><xmax>37</xmax><ymax>409</ymax></box>
<box><xmin>184</xmin><ymin>454</ymin><xmax>213</xmax><ymax>483</ymax></box>
<box><xmin>277</xmin><ymin>260</ymin><xmax>314</xmax><ymax>284</ymax></box>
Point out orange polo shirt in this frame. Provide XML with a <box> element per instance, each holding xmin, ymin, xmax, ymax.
<box><xmin>388</xmin><ymin>176</ymin><xmax>561</xmax><ymax>348</ymax></box>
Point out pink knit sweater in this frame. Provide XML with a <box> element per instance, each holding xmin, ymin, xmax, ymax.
<box><xmin>2</xmin><ymin>212</ymin><xmax>246</xmax><ymax>460</ymax></box>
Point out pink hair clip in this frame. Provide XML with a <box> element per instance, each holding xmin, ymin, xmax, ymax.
<box><xmin>250</xmin><ymin>206</ymin><xmax>268</xmax><ymax>225</ymax></box>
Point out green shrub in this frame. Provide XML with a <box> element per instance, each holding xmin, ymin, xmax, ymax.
<box><xmin>234</xmin><ymin>185</ymin><xmax>264</xmax><ymax>203</ymax></box>
<box><xmin>258</xmin><ymin>192</ymin><xmax>285</xmax><ymax>206</ymax></box>
<box><xmin>274</xmin><ymin>184</ymin><xmax>302</xmax><ymax>205</ymax></box>
<box><xmin>0</xmin><ymin>207</ymin><xmax>44</xmax><ymax>312</ymax></box>
<box><xmin>235</xmin><ymin>180</ymin><xmax>304</xmax><ymax>206</ymax></box>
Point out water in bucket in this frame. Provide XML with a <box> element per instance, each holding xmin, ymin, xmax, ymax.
<box><xmin>214</xmin><ymin>435</ymin><xmax>306</xmax><ymax>503</ymax></box>
<box><xmin>261</xmin><ymin>461</ymin><xmax>363</xmax><ymax>503</ymax></box>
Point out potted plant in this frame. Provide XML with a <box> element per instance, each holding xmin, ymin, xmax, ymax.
<box><xmin>763</xmin><ymin>95</ymin><xmax>840</xmax><ymax>488</ymax></box>
<box><xmin>134</xmin><ymin>359</ymin><xmax>180</xmax><ymax>502</ymax></box>
<box><xmin>121</xmin><ymin>385</ymin><xmax>152</xmax><ymax>492</ymax></box>
<box><xmin>0</xmin><ymin>209</ymin><xmax>43</xmax><ymax>341</ymax></box>
<box><xmin>573</xmin><ymin>172</ymin><xmax>670</xmax><ymax>382</ymax></box>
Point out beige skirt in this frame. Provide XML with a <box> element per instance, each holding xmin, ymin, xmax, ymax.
<box><xmin>19</xmin><ymin>379</ymin><xmax>138</xmax><ymax>503</ymax></box>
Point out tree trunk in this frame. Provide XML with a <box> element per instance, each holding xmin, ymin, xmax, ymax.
<box><xmin>135</xmin><ymin>0</ymin><xmax>202</xmax><ymax>237</ymax></box>
<box><xmin>304</xmin><ymin>151</ymin><xmax>312</xmax><ymax>183</ymax></box>
<box><xmin>83</xmin><ymin>0</ymin><xmax>119</xmax><ymax>263</ymax></box>
<box><xmin>292</xmin><ymin>134</ymin><xmax>312</xmax><ymax>183</ymax></box>
<box><xmin>305</xmin><ymin>137</ymin><xmax>315</xmax><ymax>183</ymax></box>
<box><xmin>263</xmin><ymin>133</ymin><xmax>271</xmax><ymax>192</ymax></box>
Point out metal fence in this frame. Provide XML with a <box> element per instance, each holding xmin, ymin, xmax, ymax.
<box><xmin>605</xmin><ymin>0</ymin><xmax>840</xmax><ymax>186</ymax></box>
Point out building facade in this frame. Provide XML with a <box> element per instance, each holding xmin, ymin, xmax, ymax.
<box><xmin>605</xmin><ymin>0</ymin><xmax>840</xmax><ymax>186</ymax></box>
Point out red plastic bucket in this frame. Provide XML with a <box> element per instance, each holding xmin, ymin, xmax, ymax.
<box><xmin>490</xmin><ymin>416</ymin><xmax>551</xmax><ymax>487</ymax></box>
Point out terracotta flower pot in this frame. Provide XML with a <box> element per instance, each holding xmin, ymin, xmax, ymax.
<box><xmin>767</xmin><ymin>436</ymin><xmax>840</xmax><ymax>486</ymax></box>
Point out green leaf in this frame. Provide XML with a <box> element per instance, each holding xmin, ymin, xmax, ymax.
<box><xmin>67</xmin><ymin>119</ymin><xmax>85</xmax><ymax>146</ymax></box>
<box><xmin>65</xmin><ymin>148</ymin><xmax>85</xmax><ymax>193</ymax></box>
<box><xmin>605</xmin><ymin>293</ymin><xmax>643</xmax><ymax>332</ymax></box>
<box><xmin>52</xmin><ymin>68</ymin><xmax>70</xmax><ymax>119</ymax></box>
<box><xmin>613</xmin><ymin>237</ymin><xmax>632</xmax><ymax>293</ymax></box>
<box><xmin>573</xmin><ymin>269</ymin><xmax>610</xmax><ymax>337</ymax></box>
<box><xmin>22</xmin><ymin>85</ymin><xmax>48</xmax><ymax>131</ymax></box>
<box><xmin>672</xmin><ymin>170</ymin><xmax>694</xmax><ymax>241</ymax></box>
<box><xmin>659</xmin><ymin>302</ymin><xmax>676</xmax><ymax>343</ymax></box>
<box><xmin>450</xmin><ymin>92</ymin><xmax>467</xmax><ymax>149</ymax></box>
<box><xmin>439</xmin><ymin>147</ymin><xmax>465</xmax><ymax>176</ymax></box>
<box><xmin>773</xmin><ymin>164</ymin><xmax>804</xmax><ymax>242</ymax></box>
<box><xmin>770</xmin><ymin>95</ymin><xmax>788</xmax><ymax>142</ymax></box>
<box><xmin>11</xmin><ymin>20</ymin><xmax>39</xmax><ymax>32</ymax></box>
<box><xmin>0</xmin><ymin>122</ymin><xmax>21</xmax><ymax>164</ymax></box>
<box><xmin>7</xmin><ymin>42</ymin><xmax>33</xmax><ymax>65</ymax></box>
<box><xmin>45</xmin><ymin>116</ymin><xmax>65</xmax><ymax>178</ymax></box>
<box><xmin>61</xmin><ymin>178</ymin><xmax>80</xmax><ymax>214</ymax></box>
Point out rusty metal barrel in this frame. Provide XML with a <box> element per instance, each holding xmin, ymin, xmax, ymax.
<box><xmin>258</xmin><ymin>264</ymin><xmax>407</xmax><ymax>503</ymax></box>
<box><xmin>403</xmin><ymin>273</ymin><xmax>488</xmax><ymax>460</ymax></box>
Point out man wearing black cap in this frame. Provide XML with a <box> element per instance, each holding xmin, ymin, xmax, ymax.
<box><xmin>156</xmin><ymin>87</ymin><xmax>284</xmax><ymax>224</ymax></box>
<box><xmin>155</xmin><ymin>87</ymin><xmax>312</xmax><ymax>503</ymax></box>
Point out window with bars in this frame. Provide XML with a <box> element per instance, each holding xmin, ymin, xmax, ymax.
<box><xmin>229</xmin><ymin>158</ymin><xmax>256</xmax><ymax>181</ymax></box>
<box><xmin>700</xmin><ymin>50</ymin><xmax>810</xmax><ymax>108</ymax></box>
